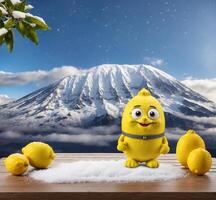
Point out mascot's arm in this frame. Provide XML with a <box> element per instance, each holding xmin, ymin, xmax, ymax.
<box><xmin>160</xmin><ymin>136</ymin><xmax>170</xmax><ymax>154</ymax></box>
<box><xmin>117</xmin><ymin>135</ymin><xmax>128</xmax><ymax>152</ymax></box>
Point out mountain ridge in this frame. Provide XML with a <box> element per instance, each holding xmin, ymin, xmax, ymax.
<box><xmin>0</xmin><ymin>64</ymin><xmax>216</xmax><ymax>136</ymax></box>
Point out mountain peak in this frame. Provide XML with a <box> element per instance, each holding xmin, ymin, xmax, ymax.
<box><xmin>0</xmin><ymin>64</ymin><xmax>216</xmax><ymax>134</ymax></box>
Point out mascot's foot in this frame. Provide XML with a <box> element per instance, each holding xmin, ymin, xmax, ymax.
<box><xmin>125</xmin><ymin>159</ymin><xmax>139</xmax><ymax>168</ymax></box>
<box><xmin>146</xmin><ymin>159</ymin><xmax>160</xmax><ymax>168</ymax></box>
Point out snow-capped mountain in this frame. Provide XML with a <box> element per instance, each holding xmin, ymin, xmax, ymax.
<box><xmin>0</xmin><ymin>64</ymin><xmax>216</xmax><ymax>136</ymax></box>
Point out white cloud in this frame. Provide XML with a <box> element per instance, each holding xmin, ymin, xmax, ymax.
<box><xmin>0</xmin><ymin>94</ymin><xmax>14</xmax><ymax>105</ymax></box>
<box><xmin>0</xmin><ymin>130</ymin><xmax>117</xmax><ymax>146</ymax></box>
<box><xmin>0</xmin><ymin>125</ymin><xmax>120</xmax><ymax>146</ymax></box>
<box><xmin>144</xmin><ymin>57</ymin><xmax>165</xmax><ymax>67</ymax></box>
<box><xmin>0</xmin><ymin>66</ymin><xmax>79</xmax><ymax>86</ymax></box>
<box><xmin>181</xmin><ymin>78</ymin><xmax>216</xmax><ymax>102</ymax></box>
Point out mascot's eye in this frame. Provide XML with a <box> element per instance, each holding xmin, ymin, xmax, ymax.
<box><xmin>131</xmin><ymin>108</ymin><xmax>143</xmax><ymax>119</ymax></box>
<box><xmin>148</xmin><ymin>108</ymin><xmax>159</xmax><ymax>120</ymax></box>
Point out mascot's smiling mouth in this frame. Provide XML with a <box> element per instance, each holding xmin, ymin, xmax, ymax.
<box><xmin>138</xmin><ymin>122</ymin><xmax>153</xmax><ymax>127</ymax></box>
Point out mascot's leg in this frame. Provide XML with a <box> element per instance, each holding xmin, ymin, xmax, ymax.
<box><xmin>124</xmin><ymin>158</ymin><xmax>139</xmax><ymax>168</ymax></box>
<box><xmin>146</xmin><ymin>159</ymin><xmax>160</xmax><ymax>168</ymax></box>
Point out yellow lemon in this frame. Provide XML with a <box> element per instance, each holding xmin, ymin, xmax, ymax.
<box><xmin>176</xmin><ymin>129</ymin><xmax>205</xmax><ymax>167</ymax></box>
<box><xmin>4</xmin><ymin>153</ymin><xmax>29</xmax><ymax>175</ymax></box>
<box><xmin>187</xmin><ymin>148</ymin><xmax>212</xmax><ymax>175</ymax></box>
<box><xmin>22</xmin><ymin>142</ymin><xmax>55</xmax><ymax>169</ymax></box>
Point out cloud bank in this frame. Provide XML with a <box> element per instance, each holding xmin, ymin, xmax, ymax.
<box><xmin>0</xmin><ymin>125</ymin><xmax>120</xmax><ymax>146</ymax></box>
<box><xmin>0</xmin><ymin>130</ymin><xmax>117</xmax><ymax>146</ymax></box>
<box><xmin>0</xmin><ymin>66</ymin><xmax>79</xmax><ymax>86</ymax></box>
<box><xmin>181</xmin><ymin>78</ymin><xmax>216</xmax><ymax>103</ymax></box>
<box><xmin>0</xmin><ymin>94</ymin><xmax>13</xmax><ymax>105</ymax></box>
<box><xmin>1</xmin><ymin>126</ymin><xmax>215</xmax><ymax>148</ymax></box>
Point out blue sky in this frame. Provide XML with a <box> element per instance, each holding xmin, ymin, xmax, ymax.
<box><xmin>0</xmin><ymin>0</ymin><xmax>216</xmax><ymax>99</ymax></box>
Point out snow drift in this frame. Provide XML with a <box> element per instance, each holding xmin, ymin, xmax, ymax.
<box><xmin>29</xmin><ymin>159</ymin><xmax>187</xmax><ymax>183</ymax></box>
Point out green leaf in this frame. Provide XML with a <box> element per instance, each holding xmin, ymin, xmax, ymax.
<box><xmin>14</xmin><ymin>2</ymin><xmax>25</xmax><ymax>11</ymax></box>
<box><xmin>25</xmin><ymin>16</ymin><xmax>50</xmax><ymax>30</ymax></box>
<box><xmin>16</xmin><ymin>21</ymin><xmax>25</xmax><ymax>37</ymax></box>
<box><xmin>0</xmin><ymin>36</ymin><xmax>5</xmax><ymax>45</ymax></box>
<box><xmin>4</xmin><ymin>18</ymin><xmax>15</xmax><ymax>29</ymax></box>
<box><xmin>26</xmin><ymin>28</ymin><xmax>38</xmax><ymax>44</ymax></box>
<box><xmin>0</xmin><ymin>20</ymin><xmax>4</xmax><ymax>28</ymax></box>
<box><xmin>4</xmin><ymin>0</ymin><xmax>14</xmax><ymax>10</ymax></box>
<box><xmin>22</xmin><ymin>21</ymin><xmax>38</xmax><ymax>44</ymax></box>
<box><xmin>5</xmin><ymin>30</ymin><xmax>13</xmax><ymax>52</ymax></box>
<box><xmin>0</xmin><ymin>9</ymin><xmax>2</xmax><ymax>17</ymax></box>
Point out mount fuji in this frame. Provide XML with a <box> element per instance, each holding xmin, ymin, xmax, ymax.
<box><xmin>0</xmin><ymin>64</ymin><xmax>216</xmax><ymax>153</ymax></box>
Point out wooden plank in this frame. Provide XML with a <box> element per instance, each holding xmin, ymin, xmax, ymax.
<box><xmin>0</xmin><ymin>154</ymin><xmax>215</xmax><ymax>170</ymax></box>
<box><xmin>0</xmin><ymin>153</ymin><xmax>215</xmax><ymax>200</ymax></box>
<box><xmin>0</xmin><ymin>192</ymin><xmax>216</xmax><ymax>200</ymax></box>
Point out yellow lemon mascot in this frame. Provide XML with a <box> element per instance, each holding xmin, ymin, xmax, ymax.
<box><xmin>117</xmin><ymin>88</ymin><xmax>170</xmax><ymax>168</ymax></box>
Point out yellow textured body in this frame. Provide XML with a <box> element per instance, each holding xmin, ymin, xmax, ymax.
<box><xmin>187</xmin><ymin>148</ymin><xmax>212</xmax><ymax>175</ymax></box>
<box><xmin>123</xmin><ymin>137</ymin><xmax>162</xmax><ymax>162</ymax></box>
<box><xmin>4</xmin><ymin>153</ymin><xmax>29</xmax><ymax>175</ymax></box>
<box><xmin>117</xmin><ymin>88</ymin><xmax>170</xmax><ymax>168</ymax></box>
<box><xmin>22</xmin><ymin>142</ymin><xmax>55</xmax><ymax>169</ymax></box>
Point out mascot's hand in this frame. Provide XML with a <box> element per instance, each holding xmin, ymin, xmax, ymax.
<box><xmin>160</xmin><ymin>144</ymin><xmax>170</xmax><ymax>154</ymax></box>
<box><xmin>160</xmin><ymin>137</ymin><xmax>170</xmax><ymax>154</ymax></box>
<box><xmin>117</xmin><ymin>142</ymin><xmax>128</xmax><ymax>152</ymax></box>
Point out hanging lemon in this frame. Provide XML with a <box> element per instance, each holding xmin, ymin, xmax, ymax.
<box><xmin>176</xmin><ymin>129</ymin><xmax>205</xmax><ymax>167</ymax></box>
<box><xmin>4</xmin><ymin>153</ymin><xmax>29</xmax><ymax>175</ymax></box>
<box><xmin>187</xmin><ymin>148</ymin><xmax>212</xmax><ymax>175</ymax></box>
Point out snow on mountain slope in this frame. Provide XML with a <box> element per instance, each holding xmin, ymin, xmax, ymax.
<box><xmin>181</xmin><ymin>78</ymin><xmax>216</xmax><ymax>103</ymax></box>
<box><xmin>0</xmin><ymin>64</ymin><xmax>216</xmax><ymax>137</ymax></box>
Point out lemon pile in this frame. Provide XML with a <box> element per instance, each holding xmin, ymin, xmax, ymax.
<box><xmin>176</xmin><ymin>130</ymin><xmax>212</xmax><ymax>175</ymax></box>
<box><xmin>3</xmin><ymin>142</ymin><xmax>55</xmax><ymax>176</ymax></box>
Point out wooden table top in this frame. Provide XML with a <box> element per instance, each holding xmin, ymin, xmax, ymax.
<box><xmin>0</xmin><ymin>153</ymin><xmax>216</xmax><ymax>200</ymax></box>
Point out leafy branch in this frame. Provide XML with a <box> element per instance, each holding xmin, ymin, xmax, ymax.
<box><xmin>0</xmin><ymin>0</ymin><xmax>50</xmax><ymax>52</ymax></box>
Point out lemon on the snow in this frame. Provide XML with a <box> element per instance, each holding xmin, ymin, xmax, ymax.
<box><xmin>4</xmin><ymin>153</ymin><xmax>29</xmax><ymax>175</ymax></box>
<box><xmin>187</xmin><ymin>148</ymin><xmax>212</xmax><ymax>175</ymax></box>
<box><xmin>22</xmin><ymin>142</ymin><xmax>55</xmax><ymax>169</ymax></box>
<box><xmin>176</xmin><ymin>129</ymin><xmax>205</xmax><ymax>167</ymax></box>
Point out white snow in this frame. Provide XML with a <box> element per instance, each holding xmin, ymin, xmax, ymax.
<box><xmin>10</xmin><ymin>12</ymin><xmax>47</xmax><ymax>24</ymax></box>
<box><xmin>25</xmin><ymin>4</ymin><xmax>33</xmax><ymax>10</ymax></box>
<box><xmin>0</xmin><ymin>27</ymin><xmax>8</xmax><ymax>36</ymax></box>
<box><xmin>12</xmin><ymin>11</ymin><xmax>26</xmax><ymax>19</ymax></box>
<box><xmin>10</xmin><ymin>0</ymin><xmax>21</xmax><ymax>4</ymax></box>
<box><xmin>25</xmin><ymin>13</ymin><xmax>47</xmax><ymax>24</ymax></box>
<box><xmin>29</xmin><ymin>160</ymin><xmax>187</xmax><ymax>183</ymax></box>
<box><xmin>0</xmin><ymin>7</ymin><xmax>8</xmax><ymax>15</ymax></box>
